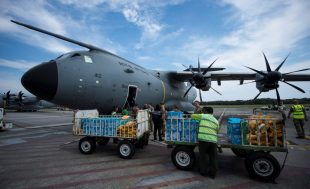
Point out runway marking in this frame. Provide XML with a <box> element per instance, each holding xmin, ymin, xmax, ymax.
<box><xmin>2</xmin><ymin>154</ymin><xmax>169</xmax><ymax>176</ymax></box>
<box><xmin>0</xmin><ymin>138</ymin><xmax>26</xmax><ymax>146</ymax></box>
<box><xmin>4</xmin><ymin>115</ymin><xmax>73</xmax><ymax>120</ymax></box>
<box><xmin>27</xmin><ymin>123</ymin><xmax>72</xmax><ymax>129</ymax></box>
<box><xmin>27</xmin><ymin>168</ymin><xmax>178</xmax><ymax>189</ymax></box>
<box><xmin>0</xmin><ymin>144</ymin><xmax>169</xmax><ymax>168</ymax></box>
<box><xmin>219</xmin><ymin>180</ymin><xmax>256</xmax><ymax>189</ymax></box>
<box><xmin>134</xmin><ymin>175</ymin><xmax>204</xmax><ymax>189</ymax></box>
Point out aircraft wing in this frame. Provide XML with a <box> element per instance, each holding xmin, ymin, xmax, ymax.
<box><xmin>210</xmin><ymin>73</ymin><xmax>310</xmax><ymax>82</ymax></box>
<box><xmin>282</xmin><ymin>74</ymin><xmax>310</xmax><ymax>81</ymax></box>
<box><xmin>170</xmin><ymin>71</ymin><xmax>310</xmax><ymax>83</ymax></box>
<box><xmin>183</xmin><ymin>67</ymin><xmax>225</xmax><ymax>72</ymax></box>
<box><xmin>169</xmin><ymin>71</ymin><xmax>256</xmax><ymax>82</ymax></box>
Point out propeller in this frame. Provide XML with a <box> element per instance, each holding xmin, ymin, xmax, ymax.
<box><xmin>244</xmin><ymin>52</ymin><xmax>310</xmax><ymax>105</ymax></box>
<box><xmin>16</xmin><ymin>91</ymin><xmax>25</xmax><ymax>102</ymax></box>
<box><xmin>16</xmin><ymin>91</ymin><xmax>26</xmax><ymax>106</ymax></box>
<box><xmin>2</xmin><ymin>91</ymin><xmax>13</xmax><ymax>107</ymax></box>
<box><xmin>183</xmin><ymin>58</ymin><xmax>220</xmax><ymax>102</ymax></box>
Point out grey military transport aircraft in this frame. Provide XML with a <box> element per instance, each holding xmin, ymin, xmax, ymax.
<box><xmin>1</xmin><ymin>91</ymin><xmax>56</xmax><ymax>111</ymax></box>
<box><xmin>11</xmin><ymin>20</ymin><xmax>310</xmax><ymax>114</ymax></box>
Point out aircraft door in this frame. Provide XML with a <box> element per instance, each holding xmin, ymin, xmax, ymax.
<box><xmin>123</xmin><ymin>85</ymin><xmax>138</xmax><ymax>109</ymax></box>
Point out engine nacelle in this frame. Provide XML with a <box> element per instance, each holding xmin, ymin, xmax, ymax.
<box><xmin>198</xmin><ymin>78</ymin><xmax>211</xmax><ymax>91</ymax></box>
<box><xmin>255</xmin><ymin>73</ymin><xmax>279</xmax><ymax>92</ymax></box>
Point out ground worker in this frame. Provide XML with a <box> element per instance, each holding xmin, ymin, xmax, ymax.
<box><xmin>151</xmin><ymin>104</ymin><xmax>163</xmax><ymax>141</ymax></box>
<box><xmin>193</xmin><ymin>100</ymin><xmax>203</xmax><ymax>113</ymax></box>
<box><xmin>288</xmin><ymin>100</ymin><xmax>308</xmax><ymax>138</ymax></box>
<box><xmin>191</xmin><ymin>106</ymin><xmax>219</xmax><ymax>178</ymax></box>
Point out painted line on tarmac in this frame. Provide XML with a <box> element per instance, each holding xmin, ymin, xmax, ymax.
<box><xmin>22</xmin><ymin>160</ymin><xmax>170</xmax><ymax>180</ymax></box>
<box><xmin>27</xmin><ymin>168</ymin><xmax>178</xmax><ymax>189</ymax></box>
<box><xmin>27</xmin><ymin>123</ymin><xmax>72</xmax><ymax>129</ymax></box>
<box><xmin>5</xmin><ymin>115</ymin><xmax>73</xmax><ymax>121</ymax></box>
<box><xmin>134</xmin><ymin>175</ymin><xmax>203</xmax><ymax>189</ymax></box>
<box><xmin>2</xmin><ymin>153</ymin><xmax>169</xmax><ymax>177</ymax></box>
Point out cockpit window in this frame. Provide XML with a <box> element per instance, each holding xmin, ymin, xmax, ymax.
<box><xmin>84</xmin><ymin>55</ymin><xmax>93</xmax><ymax>63</ymax></box>
<box><xmin>71</xmin><ymin>53</ymin><xmax>81</xmax><ymax>58</ymax></box>
<box><xmin>55</xmin><ymin>52</ymin><xmax>71</xmax><ymax>60</ymax></box>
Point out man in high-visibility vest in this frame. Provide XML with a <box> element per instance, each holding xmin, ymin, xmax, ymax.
<box><xmin>191</xmin><ymin>106</ymin><xmax>219</xmax><ymax>178</ymax></box>
<box><xmin>288</xmin><ymin>100</ymin><xmax>308</xmax><ymax>138</ymax></box>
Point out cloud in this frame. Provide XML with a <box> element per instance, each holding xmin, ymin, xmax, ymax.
<box><xmin>0</xmin><ymin>59</ymin><xmax>39</xmax><ymax>70</ymax></box>
<box><xmin>167</xmin><ymin>0</ymin><xmax>310</xmax><ymax>101</ymax></box>
<box><xmin>0</xmin><ymin>79</ymin><xmax>27</xmax><ymax>94</ymax></box>
<box><xmin>172</xmin><ymin>1</ymin><xmax>310</xmax><ymax>68</ymax></box>
<box><xmin>59</xmin><ymin>0</ymin><xmax>187</xmax><ymax>49</ymax></box>
<box><xmin>0</xmin><ymin>0</ymin><xmax>76</xmax><ymax>54</ymax></box>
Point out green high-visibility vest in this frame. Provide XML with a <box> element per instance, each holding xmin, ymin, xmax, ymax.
<box><xmin>292</xmin><ymin>105</ymin><xmax>305</xmax><ymax>119</ymax></box>
<box><xmin>191</xmin><ymin>114</ymin><xmax>219</xmax><ymax>143</ymax></box>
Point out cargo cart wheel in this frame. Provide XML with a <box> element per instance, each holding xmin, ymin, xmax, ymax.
<box><xmin>245</xmin><ymin>152</ymin><xmax>280</xmax><ymax>181</ymax></box>
<box><xmin>171</xmin><ymin>146</ymin><xmax>196</xmax><ymax>171</ymax></box>
<box><xmin>231</xmin><ymin>148</ymin><xmax>252</xmax><ymax>158</ymax></box>
<box><xmin>118</xmin><ymin>140</ymin><xmax>135</xmax><ymax>159</ymax></box>
<box><xmin>97</xmin><ymin>137</ymin><xmax>110</xmax><ymax>146</ymax></box>
<box><xmin>79</xmin><ymin>137</ymin><xmax>96</xmax><ymax>154</ymax></box>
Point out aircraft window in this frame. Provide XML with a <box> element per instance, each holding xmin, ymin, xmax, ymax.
<box><xmin>71</xmin><ymin>53</ymin><xmax>81</xmax><ymax>58</ymax></box>
<box><xmin>84</xmin><ymin>55</ymin><xmax>93</xmax><ymax>63</ymax></box>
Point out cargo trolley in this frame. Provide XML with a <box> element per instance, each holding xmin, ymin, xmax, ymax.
<box><xmin>73</xmin><ymin>109</ymin><xmax>150</xmax><ymax>159</ymax></box>
<box><xmin>165</xmin><ymin>110</ymin><xmax>288</xmax><ymax>181</ymax></box>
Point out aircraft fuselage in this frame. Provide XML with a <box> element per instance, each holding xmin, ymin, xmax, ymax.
<box><xmin>22</xmin><ymin>50</ymin><xmax>196</xmax><ymax>114</ymax></box>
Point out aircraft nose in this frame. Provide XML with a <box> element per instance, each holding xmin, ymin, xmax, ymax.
<box><xmin>21</xmin><ymin>61</ymin><xmax>58</xmax><ymax>101</ymax></box>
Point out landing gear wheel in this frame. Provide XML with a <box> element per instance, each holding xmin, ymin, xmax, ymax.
<box><xmin>231</xmin><ymin>148</ymin><xmax>252</xmax><ymax>158</ymax></box>
<box><xmin>171</xmin><ymin>145</ymin><xmax>196</xmax><ymax>171</ymax></box>
<box><xmin>118</xmin><ymin>140</ymin><xmax>135</xmax><ymax>159</ymax></box>
<box><xmin>245</xmin><ymin>152</ymin><xmax>280</xmax><ymax>181</ymax></box>
<box><xmin>79</xmin><ymin>137</ymin><xmax>96</xmax><ymax>154</ymax></box>
<box><xmin>97</xmin><ymin>137</ymin><xmax>110</xmax><ymax>146</ymax></box>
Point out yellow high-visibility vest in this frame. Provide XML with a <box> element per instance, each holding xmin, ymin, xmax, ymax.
<box><xmin>191</xmin><ymin>114</ymin><xmax>219</xmax><ymax>143</ymax></box>
<box><xmin>292</xmin><ymin>105</ymin><xmax>305</xmax><ymax>119</ymax></box>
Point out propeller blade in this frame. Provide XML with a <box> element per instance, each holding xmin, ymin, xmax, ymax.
<box><xmin>275</xmin><ymin>53</ymin><xmax>290</xmax><ymax>71</ymax></box>
<box><xmin>276</xmin><ymin>88</ymin><xmax>281</xmax><ymax>106</ymax></box>
<box><xmin>244</xmin><ymin>66</ymin><xmax>267</xmax><ymax>76</ymax></box>
<box><xmin>263</xmin><ymin>52</ymin><xmax>272</xmax><ymax>72</ymax></box>
<box><xmin>183</xmin><ymin>64</ymin><xmax>195</xmax><ymax>74</ymax></box>
<box><xmin>199</xmin><ymin>89</ymin><xmax>202</xmax><ymax>102</ymax></box>
<box><xmin>184</xmin><ymin>85</ymin><xmax>194</xmax><ymax>97</ymax></box>
<box><xmin>254</xmin><ymin>92</ymin><xmax>262</xmax><ymax>100</ymax></box>
<box><xmin>203</xmin><ymin>58</ymin><xmax>218</xmax><ymax>75</ymax></box>
<box><xmin>281</xmin><ymin>81</ymin><xmax>305</xmax><ymax>93</ymax></box>
<box><xmin>198</xmin><ymin>57</ymin><xmax>201</xmax><ymax>73</ymax></box>
<box><xmin>283</xmin><ymin>68</ymin><xmax>310</xmax><ymax>75</ymax></box>
<box><xmin>211</xmin><ymin>87</ymin><xmax>222</xmax><ymax>95</ymax></box>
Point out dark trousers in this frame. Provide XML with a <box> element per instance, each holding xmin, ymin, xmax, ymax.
<box><xmin>153</xmin><ymin>122</ymin><xmax>162</xmax><ymax>140</ymax></box>
<box><xmin>293</xmin><ymin>119</ymin><xmax>305</xmax><ymax>137</ymax></box>
<box><xmin>199</xmin><ymin>141</ymin><xmax>218</xmax><ymax>176</ymax></box>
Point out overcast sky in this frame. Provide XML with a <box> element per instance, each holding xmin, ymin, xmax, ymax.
<box><xmin>0</xmin><ymin>0</ymin><xmax>309</xmax><ymax>101</ymax></box>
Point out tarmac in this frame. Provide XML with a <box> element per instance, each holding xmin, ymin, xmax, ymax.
<box><xmin>0</xmin><ymin>108</ymin><xmax>309</xmax><ymax>189</ymax></box>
